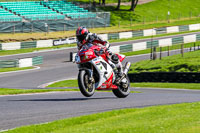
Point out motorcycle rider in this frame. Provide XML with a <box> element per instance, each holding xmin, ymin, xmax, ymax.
<box><xmin>76</xmin><ymin>26</ymin><xmax>123</xmax><ymax>83</ymax></box>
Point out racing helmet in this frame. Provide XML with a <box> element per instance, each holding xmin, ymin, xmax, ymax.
<box><xmin>76</xmin><ymin>27</ymin><xmax>89</xmax><ymax>42</ymax></box>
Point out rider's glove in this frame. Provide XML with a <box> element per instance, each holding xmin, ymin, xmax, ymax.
<box><xmin>99</xmin><ymin>48</ymin><xmax>104</xmax><ymax>55</ymax></box>
<box><xmin>104</xmin><ymin>41</ymin><xmax>110</xmax><ymax>48</ymax></box>
<box><xmin>105</xmin><ymin>48</ymin><xmax>112</xmax><ymax>56</ymax></box>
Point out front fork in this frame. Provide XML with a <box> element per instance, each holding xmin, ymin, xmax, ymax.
<box><xmin>87</xmin><ymin>67</ymin><xmax>95</xmax><ymax>83</ymax></box>
<box><xmin>78</xmin><ymin>64</ymin><xmax>95</xmax><ymax>84</ymax></box>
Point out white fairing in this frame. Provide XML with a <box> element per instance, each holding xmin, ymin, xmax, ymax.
<box><xmin>90</xmin><ymin>57</ymin><xmax>114</xmax><ymax>88</ymax></box>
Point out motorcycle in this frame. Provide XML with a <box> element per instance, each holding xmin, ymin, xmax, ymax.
<box><xmin>75</xmin><ymin>43</ymin><xmax>131</xmax><ymax>98</ymax></box>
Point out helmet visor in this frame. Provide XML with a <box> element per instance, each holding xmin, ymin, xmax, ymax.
<box><xmin>77</xmin><ymin>35</ymin><xmax>86</xmax><ymax>42</ymax></box>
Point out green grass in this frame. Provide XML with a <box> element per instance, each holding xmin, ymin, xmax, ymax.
<box><xmin>47</xmin><ymin>80</ymin><xmax>140</xmax><ymax>93</ymax></box>
<box><xmin>129</xmin><ymin>49</ymin><xmax>200</xmax><ymax>73</ymax></box>
<box><xmin>0</xmin><ymin>88</ymin><xmax>79</xmax><ymax>95</ymax></box>
<box><xmin>0</xmin><ymin>87</ymin><xmax>138</xmax><ymax>95</ymax></box>
<box><xmin>4</xmin><ymin>102</ymin><xmax>200</xmax><ymax>133</ymax></box>
<box><xmin>132</xmin><ymin>82</ymin><xmax>200</xmax><ymax>90</ymax></box>
<box><xmin>48</xmin><ymin>79</ymin><xmax>200</xmax><ymax>90</ymax></box>
<box><xmin>0</xmin><ymin>67</ymin><xmax>34</xmax><ymax>73</ymax></box>
<box><xmin>100</xmin><ymin>0</ymin><xmax>200</xmax><ymax>25</ymax></box>
<box><xmin>47</xmin><ymin>80</ymin><xmax>78</xmax><ymax>88</ymax></box>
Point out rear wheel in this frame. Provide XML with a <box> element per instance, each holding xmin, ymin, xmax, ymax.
<box><xmin>112</xmin><ymin>76</ymin><xmax>130</xmax><ymax>98</ymax></box>
<box><xmin>78</xmin><ymin>70</ymin><xmax>95</xmax><ymax>97</ymax></box>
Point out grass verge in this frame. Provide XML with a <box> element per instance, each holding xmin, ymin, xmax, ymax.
<box><xmin>4</xmin><ymin>102</ymin><xmax>200</xmax><ymax>133</ymax></box>
<box><xmin>47</xmin><ymin>79</ymin><xmax>200</xmax><ymax>90</ymax></box>
<box><xmin>132</xmin><ymin>82</ymin><xmax>200</xmax><ymax>90</ymax></box>
<box><xmin>0</xmin><ymin>67</ymin><xmax>34</xmax><ymax>73</ymax></box>
<box><xmin>0</xmin><ymin>88</ymin><xmax>78</xmax><ymax>95</ymax></box>
<box><xmin>47</xmin><ymin>79</ymin><xmax>78</xmax><ymax>88</ymax></box>
<box><xmin>0</xmin><ymin>88</ymin><xmax>138</xmax><ymax>95</ymax></box>
<box><xmin>129</xmin><ymin>49</ymin><xmax>200</xmax><ymax>73</ymax></box>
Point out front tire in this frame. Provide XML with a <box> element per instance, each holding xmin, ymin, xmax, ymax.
<box><xmin>112</xmin><ymin>76</ymin><xmax>130</xmax><ymax>98</ymax></box>
<box><xmin>78</xmin><ymin>70</ymin><xmax>95</xmax><ymax>97</ymax></box>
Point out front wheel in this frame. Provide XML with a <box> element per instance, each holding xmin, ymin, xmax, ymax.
<box><xmin>78</xmin><ymin>70</ymin><xmax>95</xmax><ymax>97</ymax></box>
<box><xmin>112</xmin><ymin>76</ymin><xmax>130</xmax><ymax>98</ymax></box>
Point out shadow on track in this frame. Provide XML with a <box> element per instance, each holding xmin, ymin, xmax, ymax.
<box><xmin>9</xmin><ymin>97</ymin><xmax>117</xmax><ymax>102</ymax></box>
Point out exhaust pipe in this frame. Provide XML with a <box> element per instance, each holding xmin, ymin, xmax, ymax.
<box><xmin>123</xmin><ymin>62</ymin><xmax>131</xmax><ymax>75</ymax></box>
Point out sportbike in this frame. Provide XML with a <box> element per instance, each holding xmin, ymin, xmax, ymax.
<box><xmin>75</xmin><ymin>43</ymin><xmax>131</xmax><ymax>98</ymax></box>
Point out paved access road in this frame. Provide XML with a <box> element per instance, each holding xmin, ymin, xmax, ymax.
<box><xmin>1</xmin><ymin>88</ymin><xmax>200</xmax><ymax>131</ymax></box>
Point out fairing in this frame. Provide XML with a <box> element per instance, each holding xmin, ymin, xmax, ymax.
<box><xmin>75</xmin><ymin>44</ymin><xmax>123</xmax><ymax>90</ymax></box>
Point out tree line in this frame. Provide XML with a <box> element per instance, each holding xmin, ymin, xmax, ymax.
<box><xmin>98</xmin><ymin>0</ymin><xmax>139</xmax><ymax>11</ymax></box>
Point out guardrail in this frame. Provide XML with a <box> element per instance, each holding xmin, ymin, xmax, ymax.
<box><xmin>0</xmin><ymin>23</ymin><xmax>200</xmax><ymax>51</ymax></box>
<box><xmin>70</xmin><ymin>33</ymin><xmax>200</xmax><ymax>62</ymax></box>
<box><xmin>0</xmin><ymin>56</ymin><xmax>43</xmax><ymax>68</ymax></box>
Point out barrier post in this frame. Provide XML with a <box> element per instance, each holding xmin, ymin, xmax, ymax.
<box><xmin>64</xmin><ymin>24</ymin><xmax>66</xmax><ymax>32</ymax></box>
<box><xmin>13</xmin><ymin>25</ymin><xmax>15</xmax><ymax>34</ymax></box>
<box><xmin>160</xmin><ymin>47</ymin><xmax>162</xmax><ymax>60</ymax></box>
<box><xmin>153</xmin><ymin>47</ymin><xmax>157</xmax><ymax>60</ymax></box>
<box><xmin>181</xmin><ymin>44</ymin><xmax>184</xmax><ymax>57</ymax></box>
<box><xmin>31</xmin><ymin>23</ymin><xmax>33</xmax><ymax>32</ymax></box>
<box><xmin>168</xmin><ymin>46</ymin><xmax>170</xmax><ymax>56</ymax></box>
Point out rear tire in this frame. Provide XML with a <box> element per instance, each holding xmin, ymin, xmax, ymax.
<box><xmin>78</xmin><ymin>70</ymin><xmax>95</xmax><ymax>97</ymax></box>
<box><xmin>112</xmin><ymin>76</ymin><xmax>130</xmax><ymax>98</ymax></box>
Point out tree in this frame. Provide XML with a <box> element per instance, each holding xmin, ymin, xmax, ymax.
<box><xmin>116</xmin><ymin>0</ymin><xmax>121</xmax><ymax>10</ymax></box>
<box><xmin>130</xmin><ymin>0</ymin><xmax>139</xmax><ymax>11</ymax></box>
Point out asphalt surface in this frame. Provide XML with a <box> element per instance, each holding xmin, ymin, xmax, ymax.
<box><xmin>1</xmin><ymin>88</ymin><xmax>200</xmax><ymax>131</ymax></box>
<box><xmin>0</xmin><ymin>32</ymin><xmax>200</xmax><ymax>131</ymax></box>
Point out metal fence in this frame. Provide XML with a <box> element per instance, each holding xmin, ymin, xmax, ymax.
<box><xmin>0</xmin><ymin>0</ymin><xmax>110</xmax><ymax>33</ymax></box>
<box><xmin>0</xmin><ymin>12</ymin><xmax>110</xmax><ymax>33</ymax></box>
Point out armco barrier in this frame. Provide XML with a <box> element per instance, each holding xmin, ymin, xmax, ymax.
<box><xmin>1</xmin><ymin>23</ymin><xmax>200</xmax><ymax>51</ymax></box>
<box><xmin>128</xmin><ymin>72</ymin><xmax>200</xmax><ymax>83</ymax></box>
<box><xmin>0</xmin><ymin>60</ymin><xmax>18</xmax><ymax>68</ymax></box>
<box><xmin>71</xmin><ymin>33</ymin><xmax>200</xmax><ymax>62</ymax></box>
<box><xmin>18</xmin><ymin>56</ymin><xmax>43</xmax><ymax>68</ymax></box>
<box><xmin>32</xmin><ymin>56</ymin><xmax>43</xmax><ymax>66</ymax></box>
<box><xmin>21</xmin><ymin>41</ymin><xmax>37</xmax><ymax>49</ymax></box>
<box><xmin>0</xmin><ymin>56</ymin><xmax>43</xmax><ymax>68</ymax></box>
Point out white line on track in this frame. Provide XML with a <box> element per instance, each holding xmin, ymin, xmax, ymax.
<box><xmin>0</xmin><ymin>66</ymin><xmax>40</xmax><ymax>75</ymax></box>
<box><xmin>38</xmin><ymin>77</ymin><xmax>76</xmax><ymax>88</ymax></box>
